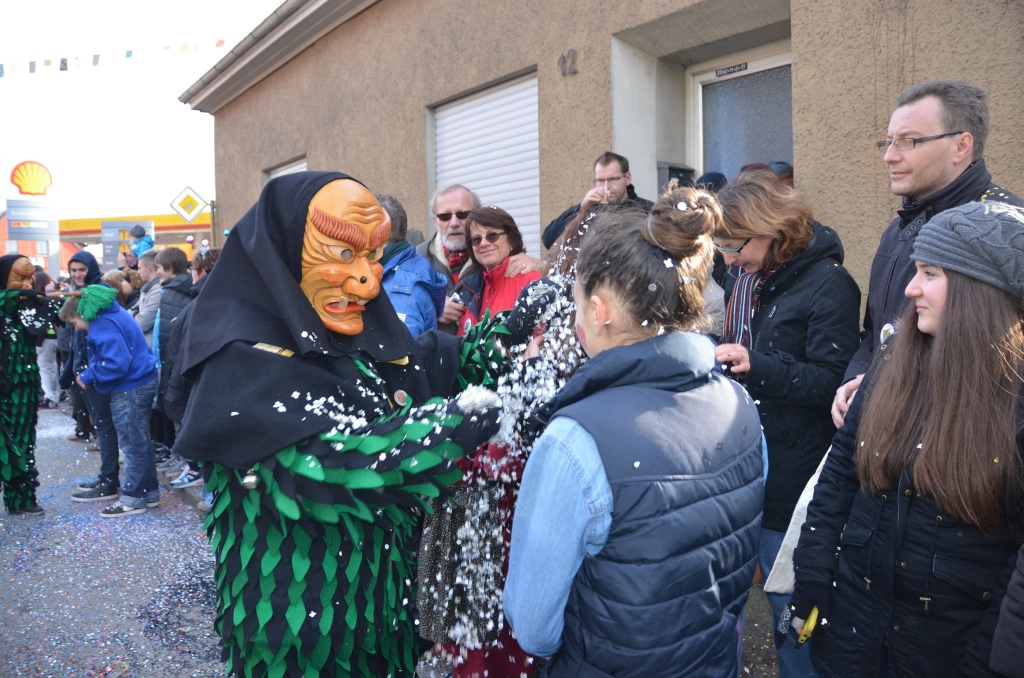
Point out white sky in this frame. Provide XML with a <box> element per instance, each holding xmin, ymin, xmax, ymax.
<box><xmin>0</xmin><ymin>0</ymin><xmax>284</xmax><ymax>219</ymax></box>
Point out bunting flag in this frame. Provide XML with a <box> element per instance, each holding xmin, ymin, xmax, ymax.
<box><xmin>0</xmin><ymin>38</ymin><xmax>226</xmax><ymax>78</ymax></box>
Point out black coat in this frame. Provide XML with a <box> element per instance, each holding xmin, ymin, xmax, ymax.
<box><xmin>730</xmin><ymin>222</ymin><xmax>861</xmax><ymax>531</ymax></box>
<box><xmin>161</xmin><ymin>275</ymin><xmax>207</xmax><ymax>422</ymax></box>
<box><xmin>794</xmin><ymin>345</ymin><xmax>1023</xmax><ymax>678</ymax></box>
<box><xmin>844</xmin><ymin>160</ymin><xmax>1023</xmax><ymax>381</ymax></box>
<box><xmin>157</xmin><ymin>273</ymin><xmax>193</xmax><ymax>367</ymax></box>
<box><xmin>992</xmin><ymin>542</ymin><xmax>1024</xmax><ymax>676</ymax></box>
<box><xmin>540</xmin><ymin>186</ymin><xmax>653</xmax><ymax>249</ymax></box>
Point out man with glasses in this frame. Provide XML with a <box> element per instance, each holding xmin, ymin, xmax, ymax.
<box><xmin>419</xmin><ymin>183</ymin><xmax>544</xmax><ymax>333</ymax></box>
<box><xmin>417</xmin><ymin>183</ymin><xmax>481</xmax><ymax>333</ymax></box>
<box><xmin>831</xmin><ymin>80</ymin><xmax>1022</xmax><ymax>427</ymax></box>
<box><xmin>541</xmin><ymin>151</ymin><xmax>654</xmax><ymax>250</ymax></box>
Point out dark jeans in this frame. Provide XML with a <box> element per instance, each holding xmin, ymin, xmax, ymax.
<box><xmin>81</xmin><ymin>386</ymin><xmax>119</xmax><ymax>486</ymax></box>
<box><xmin>69</xmin><ymin>383</ymin><xmax>94</xmax><ymax>439</ymax></box>
<box><xmin>110</xmin><ymin>377</ymin><xmax>158</xmax><ymax>507</ymax></box>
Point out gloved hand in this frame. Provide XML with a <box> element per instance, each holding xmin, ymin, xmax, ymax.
<box><xmin>788</xmin><ymin>580</ymin><xmax>831</xmax><ymax>635</ymax></box>
<box><xmin>446</xmin><ymin>385</ymin><xmax>502</xmax><ymax>452</ymax></box>
<box><xmin>16</xmin><ymin>288</ymin><xmax>39</xmax><ymax>302</ymax></box>
<box><xmin>502</xmin><ymin>278</ymin><xmax>561</xmax><ymax>346</ymax></box>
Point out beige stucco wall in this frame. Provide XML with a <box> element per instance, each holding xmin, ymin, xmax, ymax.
<box><xmin>791</xmin><ymin>0</ymin><xmax>1024</xmax><ymax>295</ymax></box>
<box><xmin>210</xmin><ymin>0</ymin><xmax>1023</xmax><ymax>297</ymax></box>
<box><xmin>209</xmin><ymin>0</ymin><xmax>781</xmax><ymax>238</ymax></box>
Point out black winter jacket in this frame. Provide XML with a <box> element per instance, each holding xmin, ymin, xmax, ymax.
<box><xmin>157</xmin><ymin>273</ymin><xmax>193</xmax><ymax>366</ymax></box>
<box><xmin>162</xmin><ymin>275</ymin><xmax>207</xmax><ymax>422</ymax></box>
<box><xmin>844</xmin><ymin>160</ymin><xmax>1023</xmax><ymax>381</ymax></box>
<box><xmin>794</xmin><ymin>343</ymin><xmax>1023</xmax><ymax>678</ymax></box>
<box><xmin>730</xmin><ymin>222</ymin><xmax>861</xmax><ymax>530</ymax></box>
<box><xmin>540</xmin><ymin>186</ymin><xmax>653</xmax><ymax>249</ymax></box>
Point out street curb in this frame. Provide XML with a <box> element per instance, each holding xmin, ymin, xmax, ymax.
<box><xmin>158</xmin><ymin>467</ymin><xmax>207</xmax><ymax>516</ymax></box>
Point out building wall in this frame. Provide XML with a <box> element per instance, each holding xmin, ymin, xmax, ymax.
<box><xmin>210</xmin><ymin>0</ymin><xmax>762</xmax><ymax>238</ymax></box>
<box><xmin>210</xmin><ymin>0</ymin><xmax>1024</xmax><ymax>299</ymax></box>
<box><xmin>791</xmin><ymin>0</ymin><xmax>1024</xmax><ymax>295</ymax></box>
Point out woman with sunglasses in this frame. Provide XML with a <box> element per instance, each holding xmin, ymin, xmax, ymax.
<box><xmin>791</xmin><ymin>202</ymin><xmax>1024</xmax><ymax>677</ymax></box>
<box><xmin>456</xmin><ymin>206</ymin><xmax>541</xmax><ymax>334</ymax></box>
<box><xmin>424</xmin><ymin>205</ymin><xmax>540</xmax><ymax>678</ymax></box>
<box><xmin>713</xmin><ymin>170</ymin><xmax>861</xmax><ymax>677</ymax></box>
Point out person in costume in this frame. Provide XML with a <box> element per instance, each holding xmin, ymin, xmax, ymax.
<box><xmin>174</xmin><ymin>172</ymin><xmax>519</xmax><ymax>677</ymax></box>
<box><xmin>1</xmin><ymin>254</ymin><xmax>60</xmax><ymax>515</ymax></box>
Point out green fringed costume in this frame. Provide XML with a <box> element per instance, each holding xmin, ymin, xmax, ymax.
<box><xmin>174</xmin><ymin>172</ymin><xmax>508</xmax><ymax>677</ymax></box>
<box><xmin>0</xmin><ymin>257</ymin><xmax>59</xmax><ymax>513</ymax></box>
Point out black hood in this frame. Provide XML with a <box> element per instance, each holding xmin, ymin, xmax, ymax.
<box><xmin>0</xmin><ymin>254</ymin><xmax>29</xmax><ymax>290</ymax></box>
<box><xmin>180</xmin><ymin>171</ymin><xmax>413</xmax><ymax>374</ymax></box>
<box><xmin>760</xmin><ymin>221</ymin><xmax>844</xmax><ymax>299</ymax></box>
<box><xmin>69</xmin><ymin>250</ymin><xmax>104</xmax><ymax>287</ymax></box>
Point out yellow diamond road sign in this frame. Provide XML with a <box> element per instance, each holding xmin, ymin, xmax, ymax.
<box><xmin>171</xmin><ymin>187</ymin><xmax>208</xmax><ymax>223</ymax></box>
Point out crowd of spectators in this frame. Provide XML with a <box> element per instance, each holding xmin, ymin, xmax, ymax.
<box><xmin>15</xmin><ymin>78</ymin><xmax>1024</xmax><ymax>678</ymax></box>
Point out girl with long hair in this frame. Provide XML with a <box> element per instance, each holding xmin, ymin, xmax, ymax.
<box><xmin>791</xmin><ymin>202</ymin><xmax>1024</xmax><ymax>677</ymax></box>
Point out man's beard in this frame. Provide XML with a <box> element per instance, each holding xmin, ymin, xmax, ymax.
<box><xmin>443</xmin><ymin>233</ymin><xmax>466</xmax><ymax>252</ymax></box>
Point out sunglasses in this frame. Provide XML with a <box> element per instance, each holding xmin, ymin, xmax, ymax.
<box><xmin>713</xmin><ymin>238</ymin><xmax>751</xmax><ymax>255</ymax></box>
<box><xmin>469</xmin><ymin>231</ymin><xmax>508</xmax><ymax>248</ymax></box>
<box><xmin>435</xmin><ymin>211</ymin><xmax>471</xmax><ymax>222</ymax></box>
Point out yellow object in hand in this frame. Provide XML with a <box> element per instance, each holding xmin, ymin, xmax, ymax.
<box><xmin>798</xmin><ymin>606</ymin><xmax>819</xmax><ymax>644</ymax></box>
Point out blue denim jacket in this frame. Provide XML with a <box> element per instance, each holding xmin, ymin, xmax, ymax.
<box><xmin>504</xmin><ymin>416</ymin><xmax>612</xmax><ymax>658</ymax></box>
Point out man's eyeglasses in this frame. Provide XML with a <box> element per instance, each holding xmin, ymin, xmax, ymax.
<box><xmin>593</xmin><ymin>175</ymin><xmax>625</xmax><ymax>186</ymax></box>
<box><xmin>876</xmin><ymin>131</ymin><xmax>963</xmax><ymax>152</ymax></box>
<box><xmin>435</xmin><ymin>211</ymin><xmax>471</xmax><ymax>222</ymax></box>
<box><xmin>469</xmin><ymin>231</ymin><xmax>508</xmax><ymax>248</ymax></box>
<box><xmin>713</xmin><ymin>238</ymin><xmax>751</xmax><ymax>255</ymax></box>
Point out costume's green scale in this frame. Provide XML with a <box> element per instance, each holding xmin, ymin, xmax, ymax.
<box><xmin>0</xmin><ymin>288</ymin><xmax>42</xmax><ymax>512</ymax></box>
<box><xmin>204</xmin><ymin>325</ymin><xmax>505</xmax><ymax>678</ymax></box>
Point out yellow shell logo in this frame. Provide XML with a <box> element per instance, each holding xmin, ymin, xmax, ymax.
<box><xmin>10</xmin><ymin>161</ymin><xmax>53</xmax><ymax>196</ymax></box>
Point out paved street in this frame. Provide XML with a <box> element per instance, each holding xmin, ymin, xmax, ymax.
<box><xmin>1</xmin><ymin>408</ymin><xmax>222</xmax><ymax>678</ymax></box>
<box><xmin>2</xmin><ymin>408</ymin><xmax>779</xmax><ymax>677</ymax></box>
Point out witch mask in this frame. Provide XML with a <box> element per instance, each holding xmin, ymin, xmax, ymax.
<box><xmin>299</xmin><ymin>179</ymin><xmax>391</xmax><ymax>335</ymax></box>
<box><xmin>6</xmin><ymin>257</ymin><xmax>35</xmax><ymax>290</ymax></box>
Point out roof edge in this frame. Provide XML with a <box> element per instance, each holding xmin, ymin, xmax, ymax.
<box><xmin>179</xmin><ymin>0</ymin><xmax>380</xmax><ymax>114</ymax></box>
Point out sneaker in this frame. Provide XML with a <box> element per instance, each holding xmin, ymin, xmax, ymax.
<box><xmin>196</xmin><ymin>500</ymin><xmax>212</xmax><ymax>513</ymax></box>
<box><xmin>156</xmin><ymin>453</ymin><xmax>183</xmax><ymax>471</ymax></box>
<box><xmin>171</xmin><ymin>468</ymin><xmax>202</xmax><ymax>488</ymax></box>
<box><xmin>71</xmin><ymin>482</ymin><xmax>119</xmax><ymax>502</ymax></box>
<box><xmin>68</xmin><ymin>433</ymin><xmax>90</xmax><ymax>443</ymax></box>
<box><xmin>146</xmin><ymin>497</ymin><xmax>161</xmax><ymax>508</ymax></box>
<box><xmin>11</xmin><ymin>503</ymin><xmax>44</xmax><ymax>516</ymax></box>
<box><xmin>86</xmin><ymin>442</ymin><xmax>100</xmax><ymax>452</ymax></box>
<box><xmin>38</xmin><ymin>398</ymin><xmax>58</xmax><ymax>410</ymax></box>
<box><xmin>159</xmin><ymin>455</ymin><xmax>188</xmax><ymax>474</ymax></box>
<box><xmin>100</xmin><ymin>501</ymin><xmax>146</xmax><ymax>518</ymax></box>
<box><xmin>77</xmin><ymin>478</ymin><xmax>104</xmax><ymax>491</ymax></box>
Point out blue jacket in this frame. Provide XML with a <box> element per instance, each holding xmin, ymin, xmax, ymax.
<box><xmin>380</xmin><ymin>243</ymin><xmax>447</xmax><ymax>337</ymax></box>
<box><xmin>79</xmin><ymin>302</ymin><xmax>158</xmax><ymax>395</ymax></box>
<box><xmin>130</xmin><ymin>234</ymin><xmax>155</xmax><ymax>258</ymax></box>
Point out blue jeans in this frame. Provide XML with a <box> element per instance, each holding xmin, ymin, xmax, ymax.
<box><xmin>759</xmin><ymin>527</ymin><xmax>828</xmax><ymax>678</ymax></box>
<box><xmin>110</xmin><ymin>378</ymin><xmax>159</xmax><ymax>508</ymax></box>
<box><xmin>82</xmin><ymin>386</ymin><xmax>120</xmax><ymax>486</ymax></box>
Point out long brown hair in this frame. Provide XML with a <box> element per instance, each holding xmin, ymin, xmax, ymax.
<box><xmin>857</xmin><ymin>271</ymin><xmax>1024</xmax><ymax>531</ymax></box>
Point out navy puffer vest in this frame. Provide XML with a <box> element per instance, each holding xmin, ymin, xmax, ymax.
<box><xmin>539</xmin><ymin>332</ymin><xmax>764</xmax><ymax>677</ymax></box>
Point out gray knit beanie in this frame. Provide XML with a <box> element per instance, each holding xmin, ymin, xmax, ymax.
<box><xmin>129</xmin><ymin>224</ymin><xmax>147</xmax><ymax>239</ymax></box>
<box><xmin>912</xmin><ymin>201</ymin><xmax>1024</xmax><ymax>305</ymax></box>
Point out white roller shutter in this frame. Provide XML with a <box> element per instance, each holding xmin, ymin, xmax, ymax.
<box><xmin>434</xmin><ymin>76</ymin><xmax>541</xmax><ymax>256</ymax></box>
